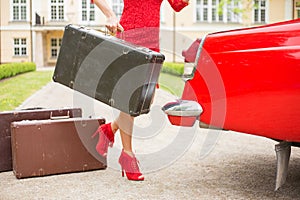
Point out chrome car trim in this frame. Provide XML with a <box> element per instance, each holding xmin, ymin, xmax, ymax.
<box><xmin>162</xmin><ymin>100</ymin><xmax>203</xmax><ymax>117</ymax></box>
<box><xmin>182</xmin><ymin>34</ymin><xmax>208</xmax><ymax>82</ymax></box>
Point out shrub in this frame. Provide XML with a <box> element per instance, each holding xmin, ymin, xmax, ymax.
<box><xmin>161</xmin><ymin>62</ymin><xmax>184</xmax><ymax>77</ymax></box>
<box><xmin>0</xmin><ymin>62</ymin><xmax>36</xmax><ymax>80</ymax></box>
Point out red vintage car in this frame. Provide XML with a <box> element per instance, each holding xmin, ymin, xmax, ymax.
<box><xmin>162</xmin><ymin>18</ymin><xmax>300</xmax><ymax>190</ymax></box>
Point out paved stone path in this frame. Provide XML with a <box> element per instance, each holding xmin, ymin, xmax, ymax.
<box><xmin>0</xmin><ymin>77</ymin><xmax>299</xmax><ymax>199</ymax></box>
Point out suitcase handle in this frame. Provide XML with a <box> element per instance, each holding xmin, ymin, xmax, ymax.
<box><xmin>78</xmin><ymin>26</ymin><xmax>125</xmax><ymax>40</ymax></box>
<box><xmin>50</xmin><ymin>111</ymin><xmax>70</xmax><ymax>120</ymax></box>
<box><xmin>101</xmin><ymin>27</ymin><xmax>125</xmax><ymax>40</ymax></box>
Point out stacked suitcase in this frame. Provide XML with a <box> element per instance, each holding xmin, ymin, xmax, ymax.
<box><xmin>0</xmin><ymin>108</ymin><xmax>107</xmax><ymax>179</ymax></box>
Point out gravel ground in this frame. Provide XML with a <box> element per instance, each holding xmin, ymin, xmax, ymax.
<box><xmin>0</xmin><ymin>81</ymin><xmax>299</xmax><ymax>200</ymax></box>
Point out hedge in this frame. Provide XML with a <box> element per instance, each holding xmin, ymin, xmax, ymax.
<box><xmin>0</xmin><ymin>62</ymin><xmax>36</xmax><ymax>80</ymax></box>
<box><xmin>0</xmin><ymin>61</ymin><xmax>182</xmax><ymax>80</ymax></box>
<box><xmin>161</xmin><ymin>62</ymin><xmax>184</xmax><ymax>77</ymax></box>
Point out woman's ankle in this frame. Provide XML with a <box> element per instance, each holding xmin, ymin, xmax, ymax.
<box><xmin>111</xmin><ymin>121</ymin><xmax>118</xmax><ymax>134</ymax></box>
<box><xmin>123</xmin><ymin>149</ymin><xmax>134</xmax><ymax>157</ymax></box>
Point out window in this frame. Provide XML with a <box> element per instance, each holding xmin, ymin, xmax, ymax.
<box><xmin>51</xmin><ymin>0</ymin><xmax>64</xmax><ymax>20</ymax></box>
<box><xmin>12</xmin><ymin>0</ymin><xmax>27</xmax><ymax>21</ymax></box>
<box><xmin>82</xmin><ymin>0</ymin><xmax>95</xmax><ymax>21</ymax></box>
<box><xmin>295</xmin><ymin>0</ymin><xmax>300</xmax><ymax>19</ymax></box>
<box><xmin>226</xmin><ymin>0</ymin><xmax>240</xmax><ymax>23</ymax></box>
<box><xmin>51</xmin><ymin>38</ymin><xmax>62</xmax><ymax>58</ymax></box>
<box><xmin>14</xmin><ymin>38</ymin><xmax>27</xmax><ymax>56</ymax></box>
<box><xmin>253</xmin><ymin>0</ymin><xmax>266</xmax><ymax>23</ymax></box>
<box><xmin>195</xmin><ymin>0</ymin><xmax>241</xmax><ymax>23</ymax></box>
<box><xmin>90</xmin><ymin>3</ymin><xmax>95</xmax><ymax>21</ymax></box>
<box><xmin>111</xmin><ymin>0</ymin><xmax>123</xmax><ymax>19</ymax></box>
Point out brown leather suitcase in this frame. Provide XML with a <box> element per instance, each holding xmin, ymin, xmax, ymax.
<box><xmin>53</xmin><ymin>24</ymin><xmax>165</xmax><ymax>116</ymax></box>
<box><xmin>0</xmin><ymin>108</ymin><xmax>82</xmax><ymax>172</ymax></box>
<box><xmin>11</xmin><ymin>117</ymin><xmax>106</xmax><ymax>179</ymax></box>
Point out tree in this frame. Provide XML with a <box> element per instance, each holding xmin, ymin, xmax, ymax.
<box><xmin>218</xmin><ymin>0</ymin><xmax>255</xmax><ymax>25</ymax></box>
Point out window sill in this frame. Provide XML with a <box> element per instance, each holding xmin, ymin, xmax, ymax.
<box><xmin>48</xmin><ymin>20</ymin><xmax>67</xmax><ymax>22</ymax></box>
<box><xmin>49</xmin><ymin>57</ymin><xmax>58</xmax><ymax>60</ymax></box>
<box><xmin>9</xmin><ymin>20</ymin><xmax>30</xmax><ymax>23</ymax></box>
<box><xmin>194</xmin><ymin>21</ymin><xmax>242</xmax><ymax>25</ymax></box>
<box><xmin>253</xmin><ymin>22</ymin><xmax>267</xmax><ymax>25</ymax></box>
<box><xmin>13</xmin><ymin>55</ymin><xmax>28</xmax><ymax>58</ymax></box>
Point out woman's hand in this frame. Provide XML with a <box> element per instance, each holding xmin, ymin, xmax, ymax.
<box><xmin>106</xmin><ymin>16</ymin><xmax>124</xmax><ymax>34</ymax></box>
<box><xmin>93</xmin><ymin>0</ymin><xmax>124</xmax><ymax>34</ymax></box>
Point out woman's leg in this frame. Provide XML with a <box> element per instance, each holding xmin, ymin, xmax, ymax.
<box><xmin>114</xmin><ymin>112</ymin><xmax>134</xmax><ymax>154</ymax></box>
<box><xmin>115</xmin><ymin>112</ymin><xmax>143</xmax><ymax>180</ymax></box>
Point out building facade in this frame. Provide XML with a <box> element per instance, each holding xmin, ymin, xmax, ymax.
<box><xmin>0</xmin><ymin>0</ymin><xmax>299</xmax><ymax>66</ymax></box>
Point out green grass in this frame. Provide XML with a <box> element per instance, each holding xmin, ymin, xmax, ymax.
<box><xmin>161</xmin><ymin>62</ymin><xmax>184</xmax><ymax>77</ymax></box>
<box><xmin>158</xmin><ymin>72</ymin><xmax>185</xmax><ymax>97</ymax></box>
<box><xmin>0</xmin><ymin>71</ymin><xmax>53</xmax><ymax>111</ymax></box>
<box><xmin>0</xmin><ymin>70</ymin><xmax>184</xmax><ymax>112</ymax></box>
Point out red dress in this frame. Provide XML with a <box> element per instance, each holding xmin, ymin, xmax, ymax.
<box><xmin>118</xmin><ymin>0</ymin><xmax>188</xmax><ymax>52</ymax></box>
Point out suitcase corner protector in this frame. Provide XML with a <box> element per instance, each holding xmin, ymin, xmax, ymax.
<box><xmin>13</xmin><ymin>170</ymin><xmax>22</xmax><ymax>179</ymax></box>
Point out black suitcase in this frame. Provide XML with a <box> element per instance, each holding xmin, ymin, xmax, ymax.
<box><xmin>53</xmin><ymin>24</ymin><xmax>165</xmax><ymax>116</ymax></box>
<box><xmin>11</xmin><ymin>118</ymin><xmax>106</xmax><ymax>178</ymax></box>
<box><xmin>0</xmin><ymin>108</ymin><xmax>82</xmax><ymax>172</ymax></box>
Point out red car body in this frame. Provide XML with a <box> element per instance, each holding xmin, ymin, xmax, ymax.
<box><xmin>166</xmin><ymin>19</ymin><xmax>300</xmax><ymax>143</ymax></box>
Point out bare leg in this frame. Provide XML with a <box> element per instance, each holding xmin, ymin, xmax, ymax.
<box><xmin>115</xmin><ymin>112</ymin><xmax>143</xmax><ymax>180</ymax></box>
<box><xmin>112</xmin><ymin>112</ymin><xmax>134</xmax><ymax>154</ymax></box>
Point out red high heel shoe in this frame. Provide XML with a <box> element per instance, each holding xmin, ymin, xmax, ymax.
<box><xmin>92</xmin><ymin>123</ymin><xmax>114</xmax><ymax>157</ymax></box>
<box><xmin>119</xmin><ymin>150</ymin><xmax>144</xmax><ymax>181</ymax></box>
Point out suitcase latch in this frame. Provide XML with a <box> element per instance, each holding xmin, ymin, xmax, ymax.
<box><xmin>109</xmin><ymin>99</ymin><xmax>115</xmax><ymax>107</ymax></box>
<box><xmin>81</xmin><ymin>31</ymin><xmax>88</xmax><ymax>39</ymax></box>
<box><xmin>50</xmin><ymin>111</ymin><xmax>70</xmax><ymax>120</ymax></box>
